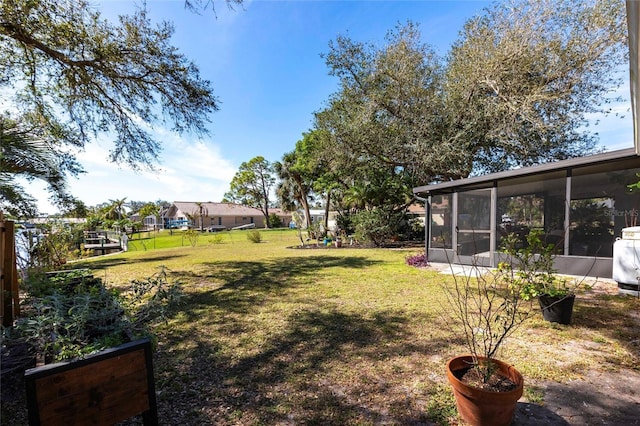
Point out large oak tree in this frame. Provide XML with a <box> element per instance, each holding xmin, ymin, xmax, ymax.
<box><xmin>314</xmin><ymin>0</ymin><xmax>627</xmax><ymax>243</ymax></box>
<box><xmin>0</xmin><ymin>0</ymin><xmax>238</xmax><ymax>215</ymax></box>
<box><xmin>318</xmin><ymin>0</ymin><xmax>627</xmax><ymax>183</ymax></box>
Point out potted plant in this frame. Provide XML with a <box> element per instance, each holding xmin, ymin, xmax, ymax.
<box><xmin>501</xmin><ymin>230</ymin><xmax>581</xmax><ymax>325</ymax></box>
<box><xmin>442</xmin><ymin>254</ymin><xmax>532</xmax><ymax>426</ymax></box>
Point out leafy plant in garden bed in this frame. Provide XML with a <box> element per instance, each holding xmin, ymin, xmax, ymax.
<box><xmin>25</xmin><ymin>269</ymin><xmax>102</xmax><ymax>298</ymax></box>
<box><xmin>6</xmin><ymin>266</ymin><xmax>183</xmax><ymax>365</ymax></box>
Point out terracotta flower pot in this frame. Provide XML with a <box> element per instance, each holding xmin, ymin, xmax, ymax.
<box><xmin>446</xmin><ymin>355</ymin><xmax>523</xmax><ymax>426</ymax></box>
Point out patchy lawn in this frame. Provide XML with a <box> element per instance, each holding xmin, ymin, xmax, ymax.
<box><xmin>3</xmin><ymin>230</ymin><xmax>639</xmax><ymax>425</ymax></box>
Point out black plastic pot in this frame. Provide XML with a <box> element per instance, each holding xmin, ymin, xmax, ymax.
<box><xmin>538</xmin><ymin>294</ymin><xmax>575</xmax><ymax>325</ymax></box>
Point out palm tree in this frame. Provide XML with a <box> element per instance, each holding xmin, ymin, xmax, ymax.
<box><xmin>106</xmin><ymin>198</ymin><xmax>128</xmax><ymax>221</ymax></box>
<box><xmin>0</xmin><ymin>113</ymin><xmax>81</xmax><ymax>216</ymax></box>
<box><xmin>274</xmin><ymin>152</ymin><xmax>313</xmax><ymax>229</ymax></box>
<box><xmin>194</xmin><ymin>202</ymin><xmax>208</xmax><ymax>231</ymax></box>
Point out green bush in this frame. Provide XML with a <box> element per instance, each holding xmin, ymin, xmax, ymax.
<box><xmin>11</xmin><ymin>267</ymin><xmax>182</xmax><ymax>363</ymax></box>
<box><xmin>246</xmin><ymin>230</ymin><xmax>262</xmax><ymax>243</ymax></box>
<box><xmin>25</xmin><ymin>269</ymin><xmax>102</xmax><ymax>298</ymax></box>
<box><xmin>352</xmin><ymin>208</ymin><xmax>402</xmax><ymax>246</ymax></box>
<box><xmin>208</xmin><ymin>233</ymin><xmax>225</xmax><ymax>244</ymax></box>
<box><xmin>184</xmin><ymin>229</ymin><xmax>199</xmax><ymax>247</ymax></box>
<box><xmin>267</xmin><ymin>213</ymin><xmax>282</xmax><ymax>228</ymax></box>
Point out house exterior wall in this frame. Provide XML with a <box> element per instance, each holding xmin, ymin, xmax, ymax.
<box><xmin>163</xmin><ymin>202</ymin><xmax>293</xmax><ymax>230</ymax></box>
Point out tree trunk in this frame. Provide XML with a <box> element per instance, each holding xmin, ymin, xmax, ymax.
<box><xmin>302</xmin><ymin>198</ymin><xmax>312</xmax><ymax>230</ymax></box>
<box><xmin>323</xmin><ymin>193</ymin><xmax>331</xmax><ymax>234</ymax></box>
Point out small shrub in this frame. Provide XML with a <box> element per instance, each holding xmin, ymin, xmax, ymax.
<box><xmin>121</xmin><ymin>266</ymin><xmax>183</xmax><ymax>334</ymax></box>
<box><xmin>406</xmin><ymin>252</ymin><xmax>429</xmax><ymax>268</ymax></box>
<box><xmin>352</xmin><ymin>208</ymin><xmax>402</xmax><ymax>246</ymax></box>
<box><xmin>184</xmin><ymin>229</ymin><xmax>199</xmax><ymax>247</ymax></box>
<box><xmin>267</xmin><ymin>213</ymin><xmax>282</xmax><ymax>228</ymax></box>
<box><xmin>247</xmin><ymin>230</ymin><xmax>262</xmax><ymax>243</ymax></box>
<box><xmin>209</xmin><ymin>233</ymin><xmax>225</xmax><ymax>244</ymax></box>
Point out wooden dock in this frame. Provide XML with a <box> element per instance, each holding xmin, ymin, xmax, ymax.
<box><xmin>84</xmin><ymin>231</ymin><xmax>125</xmax><ymax>254</ymax></box>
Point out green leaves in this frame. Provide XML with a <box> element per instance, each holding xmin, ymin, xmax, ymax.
<box><xmin>224</xmin><ymin>156</ymin><xmax>275</xmax><ymax>226</ymax></box>
<box><xmin>317</xmin><ymin>0</ymin><xmax>627</xmax><ymax>191</ymax></box>
<box><xmin>1</xmin><ymin>0</ymin><xmax>222</xmax><ymax>215</ymax></box>
<box><xmin>446</xmin><ymin>0</ymin><xmax>626</xmax><ymax>173</ymax></box>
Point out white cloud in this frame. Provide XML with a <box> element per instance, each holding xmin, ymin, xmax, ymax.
<box><xmin>26</xmin><ymin>130</ymin><xmax>238</xmax><ymax>214</ymax></box>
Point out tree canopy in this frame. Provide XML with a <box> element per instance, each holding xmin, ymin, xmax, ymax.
<box><xmin>0</xmin><ymin>113</ymin><xmax>83</xmax><ymax>216</ymax></box>
<box><xmin>445</xmin><ymin>0</ymin><xmax>627</xmax><ymax>173</ymax></box>
<box><xmin>0</xmin><ymin>0</ymin><xmax>239</xmax><ymax>216</ymax></box>
<box><xmin>308</xmin><ymin>0</ymin><xmax>627</xmax><ymax>244</ymax></box>
<box><xmin>223</xmin><ymin>156</ymin><xmax>275</xmax><ymax>227</ymax></box>
<box><xmin>317</xmin><ymin>0</ymin><xmax>627</xmax><ymax>183</ymax></box>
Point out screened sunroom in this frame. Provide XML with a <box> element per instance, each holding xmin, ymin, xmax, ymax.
<box><xmin>413</xmin><ymin>148</ymin><xmax>640</xmax><ymax>278</ymax></box>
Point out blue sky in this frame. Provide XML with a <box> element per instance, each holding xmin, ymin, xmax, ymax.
<box><xmin>28</xmin><ymin>0</ymin><xmax>634</xmax><ymax>214</ymax></box>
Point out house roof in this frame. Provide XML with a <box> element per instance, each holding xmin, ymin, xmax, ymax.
<box><xmin>413</xmin><ymin>148</ymin><xmax>639</xmax><ymax>196</ymax></box>
<box><xmin>171</xmin><ymin>202</ymin><xmax>264</xmax><ymax>217</ymax></box>
<box><xmin>406</xmin><ymin>203</ymin><xmax>425</xmax><ymax>214</ymax></box>
<box><xmin>268</xmin><ymin>208</ymin><xmax>292</xmax><ymax>216</ymax></box>
<box><xmin>169</xmin><ymin>202</ymin><xmax>291</xmax><ymax>217</ymax></box>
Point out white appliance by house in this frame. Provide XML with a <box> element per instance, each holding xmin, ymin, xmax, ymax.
<box><xmin>612</xmin><ymin>226</ymin><xmax>640</xmax><ymax>296</ymax></box>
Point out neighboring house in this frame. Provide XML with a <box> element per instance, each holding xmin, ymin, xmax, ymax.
<box><xmin>406</xmin><ymin>203</ymin><xmax>426</xmax><ymax>225</ymax></box>
<box><xmin>296</xmin><ymin>206</ymin><xmax>423</xmax><ymax>233</ymax></box>
<box><xmin>298</xmin><ymin>209</ymin><xmax>339</xmax><ymax>232</ymax></box>
<box><xmin>143</xmin><ymin>213</ymin><xmax>164</xmax><ymax>230</ymax></box>
<box><xmin>137</xmin><ymin>212</ymin><xmax>166</xmax><ymax>231</ymax></box>
<box><xmin>163</xmin><ymin>202</ymin><xmax>292</xmax><ymax>230</ymax></box>
<box><xmin>129</xmin><ymin>208</ymin><xmax>167</xmax><ymax>231</ymax></box>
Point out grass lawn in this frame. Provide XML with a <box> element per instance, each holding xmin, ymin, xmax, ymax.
<box><xmin>25</xmin><ymin>230</ymin><xmax>640</xmax><ymax>424</ymax></box>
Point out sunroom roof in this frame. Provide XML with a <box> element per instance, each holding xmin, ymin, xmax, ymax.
<box><xmin>413</xmin><ymin>148</ymin><xmax>639</xmax><ymax>196</ymax></box>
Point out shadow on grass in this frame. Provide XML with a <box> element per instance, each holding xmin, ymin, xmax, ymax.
<box><xmin>145</xmin><ymin>255</ymin><xmax>461</xmax><ymax>424</ymax></box>
<box><xmin>76</xmin><ymin>253</ymin><xmax>188</xmax><ymax>270</ymax></box>
<box><xmin>571</xmin><ymin>294</ymin><xmax>640</xmax><ymax>360</ymax></box>
<box><xmin>155</xmin><ymin>307</ymin><xmax>456</xmax><ymax>425</ymax></box>
<box><xmin>170</xmin><ymin>256</ymin><xmax>383</xmax><ymax>318</ymax></box>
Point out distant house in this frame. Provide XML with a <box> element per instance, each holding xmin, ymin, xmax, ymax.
<box><xmin>138</xmin><ymin>207</ymin><xmax>168</xmax><ymax>231</ymax></box>
<box><xmin>406</xmin><ymin>203</ymin><xmax>426</xmax><ymax>225</ymax></box>
<box><xmin>297</xmin><ymin>209</ymin><xmax>339</xmax><ymax>232</ymax></box>
<box><xmin>163</xmin><ymin>202</ymin><xmax>292</xmax><ymax>230</ymax></box>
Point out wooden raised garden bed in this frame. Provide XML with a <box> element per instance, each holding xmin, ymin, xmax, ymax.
<box><xmin>24</xmin><ymin>338</ymin><xmax>158</xmax><ymax>426</ymax></box>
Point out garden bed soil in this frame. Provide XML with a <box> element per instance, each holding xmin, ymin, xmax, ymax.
<box><xmin>457</xmin><ymin>367</ymin><xmax>518</xmax><ymax>393</ymax></box>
